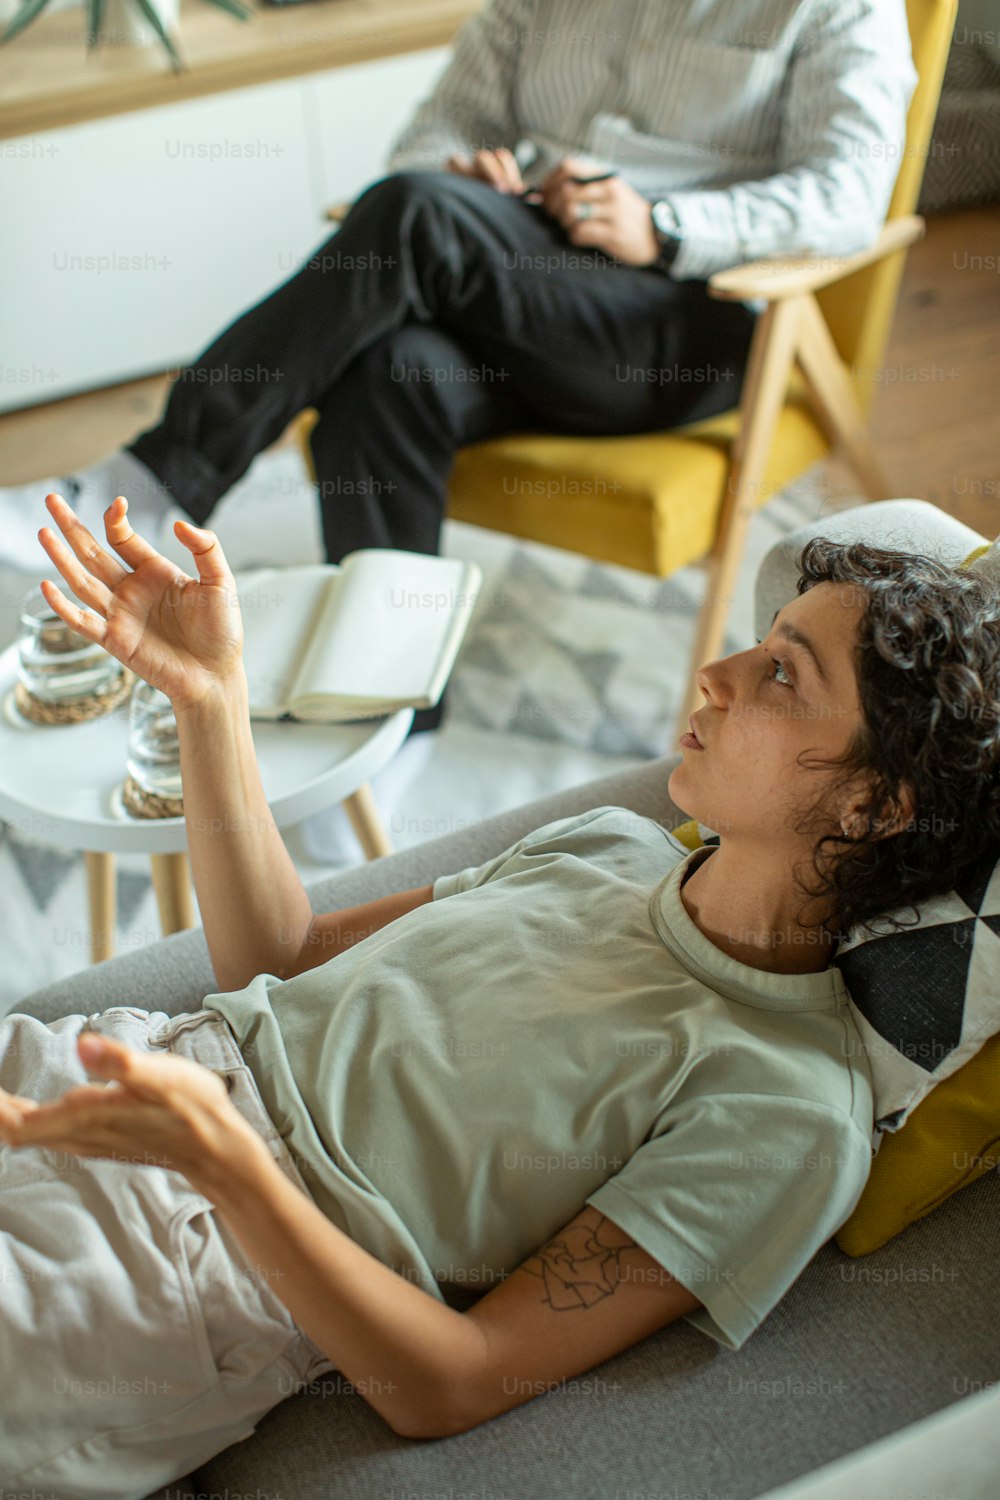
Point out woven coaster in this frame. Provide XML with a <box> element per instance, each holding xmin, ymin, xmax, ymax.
<box><xmin>15</xmin><ymin>668</ymin><xmax>134</xmax><ymax>725</ymax></box>
<box><xmin>122</xmin><ymin>774</ymin><xmax>184</xmax><ymax>820</ymax></box>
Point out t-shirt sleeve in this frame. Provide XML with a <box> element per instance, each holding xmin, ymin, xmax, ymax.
<box><xmin>431</xmin><ymin>806</ymin><xmax>651</xmax><ymax>901</ymax></box>
<box><xmin>585</xmin><ymin>1091</ymin><xmax>873</xmax><ymax>1350</ymax></box>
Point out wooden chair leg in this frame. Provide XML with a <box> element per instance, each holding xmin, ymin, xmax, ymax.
<box><xmin>342</xmin><ymin>783</ymin><xmax>393</xmax><ymax>861</ymax></box>
<box><xmin>150</xmin><ymin>851</ymin><xmax>195</xmax><ymax>936</ymax></box>
<box><xmin>677</xmin><ymin>296</ymin><xmax>805</xmax><ymax>730</ymax></box>
<box><xmin>795</xmin><ymin>294</ymin><xmax>892</xmax><ymax>501</ymax></box>
<box><xmin>290</xmin><ymin>407</ymin><xmax>320</xmax><ymax>485</ymax></box>
<box><xmin>84</xmin><ymin>850</ymin><xmax>116</xmax><ymax>965</ymax></box>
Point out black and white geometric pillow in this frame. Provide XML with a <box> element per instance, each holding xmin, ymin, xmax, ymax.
<box><xmin>835</xmin><ymin>848</ymin><xmax>1000</xmax><ymax>1133</ymax></box>
<box><xmin>836</xmin><ymin>538</ymin><xmax>1000</xmax><ymax>1132</ymax></box>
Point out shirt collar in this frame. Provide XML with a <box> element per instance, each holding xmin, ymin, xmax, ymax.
<box><xmin>650</xmin><ymin>847</ymin><xmax>847</xmax><ymax>1012</ymax></box>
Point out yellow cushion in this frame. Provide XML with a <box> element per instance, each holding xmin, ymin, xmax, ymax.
<box><xmin>667</xmin><ymin>816</ymin><xmax>1000</xmax><ymax>1256</ymax></box>
<box><xmin>448</xmin><ymin>375</ymin><xmax>830</xmax><ymax>577</ymax></box>
<box><xmin>836</xmin><ymin>1034</ymin><xmax>1000</xmax><ymax>1255</ymax></box>
<box><xmin>670</xmin><ymin>818</ymin><xmax>706</xmax><ymax>852</ymax></box>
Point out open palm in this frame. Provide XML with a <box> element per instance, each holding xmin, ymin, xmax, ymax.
<box><xmin>36</xmin><ymin>492</ymin><xmax>245</xmax><ymax>712</ymax></box>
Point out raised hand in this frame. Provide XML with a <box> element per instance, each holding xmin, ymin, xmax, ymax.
<box><xmin>36</xmin><ymin>492</ymin><xmax>246</xmax><ymax>713</ymax></box>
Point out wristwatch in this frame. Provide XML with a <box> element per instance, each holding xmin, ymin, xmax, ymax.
<box><xmin>650</xmin><ymin>200</ymin><xmax>683</xmax><ymax>272</ymax></box>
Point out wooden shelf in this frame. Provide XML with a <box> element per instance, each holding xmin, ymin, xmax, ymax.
<box><xmin>0</xmin><ymin>0</ymin><xmax>477</xmax><ymax>139</ymax></box>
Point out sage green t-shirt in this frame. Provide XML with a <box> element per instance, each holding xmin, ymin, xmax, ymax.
<box><xmin>204</xmin><ymin>807</ymin><xmax>875</xmax><ymax>1350</ymax></box>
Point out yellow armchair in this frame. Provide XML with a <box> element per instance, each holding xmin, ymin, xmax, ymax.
<box><xmin>295</xmin><ymin>0</ymin><xmax>956</xmax><ymax>730</ymax></box>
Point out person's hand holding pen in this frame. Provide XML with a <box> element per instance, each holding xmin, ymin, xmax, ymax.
<box><xmin>535</xmin><ymin>157</ymin><xmax>661</xmax><ymax>266</ymax></box>
<box><xmin>445</xmin><ymin>147</ymin><xmax>661</xmax><ymax>266</ymax></box>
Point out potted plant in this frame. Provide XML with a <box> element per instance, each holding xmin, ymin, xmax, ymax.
<box><xmin>0</xmin><ymin>0</ymin><xmax>253</xmax><ymax>73</ymax></box>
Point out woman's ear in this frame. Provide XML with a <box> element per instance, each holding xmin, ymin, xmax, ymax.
<box><xmin>839</xmin><ymin>779</ymin><xmax>917</xmax><ymax>842</ymax></box>
<box><xmin>875</xmin><ymin>780</ymin><xmax>917</xmax><ymax>841</ymax></box>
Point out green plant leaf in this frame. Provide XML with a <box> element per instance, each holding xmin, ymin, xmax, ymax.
<box><xmin>85</xmin><ymin>0</ymin><xmax>107</xmax><ymax>50</ymax></box>
<box><xmin>0</xmin><ymin>0</ymin><xmax>56</xmax><ymax>47</ymax></box>
<box><xmin>202</xmin><ymin>0</ymin><xmax>254</xmax><ymax>20</ymax></box>
<box><xmin>130</xmin><ymin>0</ymin><xmax>185</xmax><ymax>72</ymax></box>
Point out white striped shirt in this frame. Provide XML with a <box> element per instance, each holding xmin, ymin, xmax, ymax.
<box><xmin>386</xmin><ymin>0</ymin><xmax>918</xmax><ymax>280</ymax></box>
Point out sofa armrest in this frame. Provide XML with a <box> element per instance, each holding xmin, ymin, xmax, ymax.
<box><xmin>754</xmin><ymin>499</ymin><xmax>988</xmax><ymax>643</ymax></box>
<box><xmin>12</xmin><ymin>755</ymin><xmax>687</xmax><ymax>1026</ymax></box>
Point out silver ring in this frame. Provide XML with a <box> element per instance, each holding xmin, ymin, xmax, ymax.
<box><xmin>576</xmin><ymin>201</ymin><xmax>594</xmax><ymax>221</ymax></box>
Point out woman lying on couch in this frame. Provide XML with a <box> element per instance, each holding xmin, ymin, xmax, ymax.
<box><xmin>1</xmin><ymin>493</ymin><xmax>998</xmax><ymax>1498</ymax></box>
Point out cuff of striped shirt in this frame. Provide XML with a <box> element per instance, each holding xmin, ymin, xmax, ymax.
<box><xmin>654</xmin><ymin>190</ymin><xmax>750</xmax><ymax>284</ymax></box>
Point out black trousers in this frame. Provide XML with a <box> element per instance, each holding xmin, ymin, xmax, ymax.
<box><xmin>130</xmin><ymin>170</ymin><xmax>757</xmax><ymax>564</ymax></box>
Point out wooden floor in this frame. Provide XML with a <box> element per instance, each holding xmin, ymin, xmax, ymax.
<box><xmin>1</xmin><ymin>205</ymin><xmax>997</xmax><ymax>538</ymax></box>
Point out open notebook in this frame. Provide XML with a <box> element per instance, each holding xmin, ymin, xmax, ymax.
<box><xmin>235</xmin><ymin>550</ymin><xmax>482</xmax><ymax>722</ymax></box>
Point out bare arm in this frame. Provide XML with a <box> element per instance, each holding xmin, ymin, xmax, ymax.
<box><xmin>174</xmin><ymin>680</ymin><xmax>433</xmax><ymax>989</ymax></box>
<box><xmin>287</xmin><ymin>884</ymin><xmax>434</xmax><ymax>978</ymax></box>
<box><xmin>207</xmin><ymin>1173</ymin><xmax>701</xmax><ymax>1438</ymax></box>
<box><xmin>205</xmin><ymin>1175</ymin><xmax>701</xmax><ymax>1440</ymax></box>
<box><xmin>172</xmin><ymin>677</ymin><xmax>313</xmax><ymax>989</ymax></box>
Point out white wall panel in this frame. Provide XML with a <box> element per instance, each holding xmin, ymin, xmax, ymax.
<box><xmin>0</xmin><ymin>46</ymin><xmax>450</xmax><ymax>414</ymax></box>
<box><xmin>305</xmin><ymin>46</ymin><xmax>450</xmax><ymax>207</ymax></box>
<box><xmin>0</xmin><ymin>81</ymin><xmax>300</xmax><ymax>410</ymax></box>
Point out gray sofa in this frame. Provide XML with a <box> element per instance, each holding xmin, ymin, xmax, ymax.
<box><xmin>15</xmin><ymin>501</ymin><xmax>1000</xmax><ymax>1500</ymax></box>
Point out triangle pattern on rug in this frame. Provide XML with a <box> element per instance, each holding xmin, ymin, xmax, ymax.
<box><xmin>569</xmin><ymin>647</ymin><xmax>622</xmax><ymax>700</ymax></box>
<box><xmin>577</xmin><ymin>561</ymin><xmax>647</xmax><ymax>607</ymax></box>
<box><xmin>506</xmin><ymin>548</ymin><xmax>567</xmax><ymax>597</ymax></box>
<box><xmin>4</xmin><ymin>829</ymin><xmax>78</xmax><ymax>914</ymax></box>
<box><xmin>510</xmin><ymin>688</ymin><xmax>571</xmax><ymax>743</ymax></box>
<box><xmin>648</xmin><ymin>578</ymin><xmax>701</xmax><ymax>617</ymax></box>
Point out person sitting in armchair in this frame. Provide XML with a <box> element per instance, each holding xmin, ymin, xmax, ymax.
<box><xmin>1</xmin><ymin>0</ymin><xmax>917</xmax><ymax>586</ymax></box>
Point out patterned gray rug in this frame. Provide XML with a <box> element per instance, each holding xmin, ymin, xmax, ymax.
<box><xmin>0</xmin><ymin>446</ymin><xmax>858</xmax><ymax>1011</ymax></box>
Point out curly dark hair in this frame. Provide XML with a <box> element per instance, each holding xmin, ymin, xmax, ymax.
<box><xmin>790</xmin><ymin>536</ymin><xmax>1000</xmax><ymax>942</ymax></box>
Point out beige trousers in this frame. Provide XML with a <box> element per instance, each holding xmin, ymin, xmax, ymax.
<box><xmin>0</xmin><ymin>1005</ymin><xmax>334</xmax><ymax>1500</ymax></box>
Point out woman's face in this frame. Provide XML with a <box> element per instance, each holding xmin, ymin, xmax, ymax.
<box><xmin>668</xmin><ymin>581</ymin><xmax>867</xmax><ymax>844</ymax></box>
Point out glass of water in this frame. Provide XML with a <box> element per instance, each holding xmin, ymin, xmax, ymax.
<box><xmin>17</xmin><ymin>586</ymin><xmax>122</xmax><ymax>704</ymax></box>
<box><xmin>126</xmin><ymin>680</ymin><xmax>183</xmax><ymax>800</ymax></box>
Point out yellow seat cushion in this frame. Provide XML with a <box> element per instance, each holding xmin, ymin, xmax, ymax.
<box><xmin>296</xmin><ymin>368</ymin><xmax>830</xmax><ymax>579</ymax></box>
<box><xmin>448</xmin><ymin>373</ymin><xmax>830</xmax><ymax>577</ymax></box>
<box><xmin>668</xmin><ymin>819</ymin><xmax>1000</xmax><ymax>1256</ymax></box>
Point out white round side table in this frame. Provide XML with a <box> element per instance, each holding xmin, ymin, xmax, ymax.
<box><xmin>0</xmin><ymin>641</ymin><xmax>412</xmax><ymax>963</ymax></box>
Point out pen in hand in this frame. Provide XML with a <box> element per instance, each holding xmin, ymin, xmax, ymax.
<box><xmin>518</xmin><ymin>170</ymin><xmax>617</xmax><ymax>201</ymax></box>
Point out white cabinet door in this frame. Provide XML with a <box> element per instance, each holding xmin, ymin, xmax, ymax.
<box><xmin>305</xmin><ymin>47</ymin><xmax>450</xmax><ymax>208</ymax></box>
<box><xmin>0</xmin><ymin>78</ymin><xmax>320</xmax><ymax>413</ymax></box>
<box><xmin>0</xmin><ymin>47</ymin><xmax>451</xmax><ymax>414</ymax></box>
